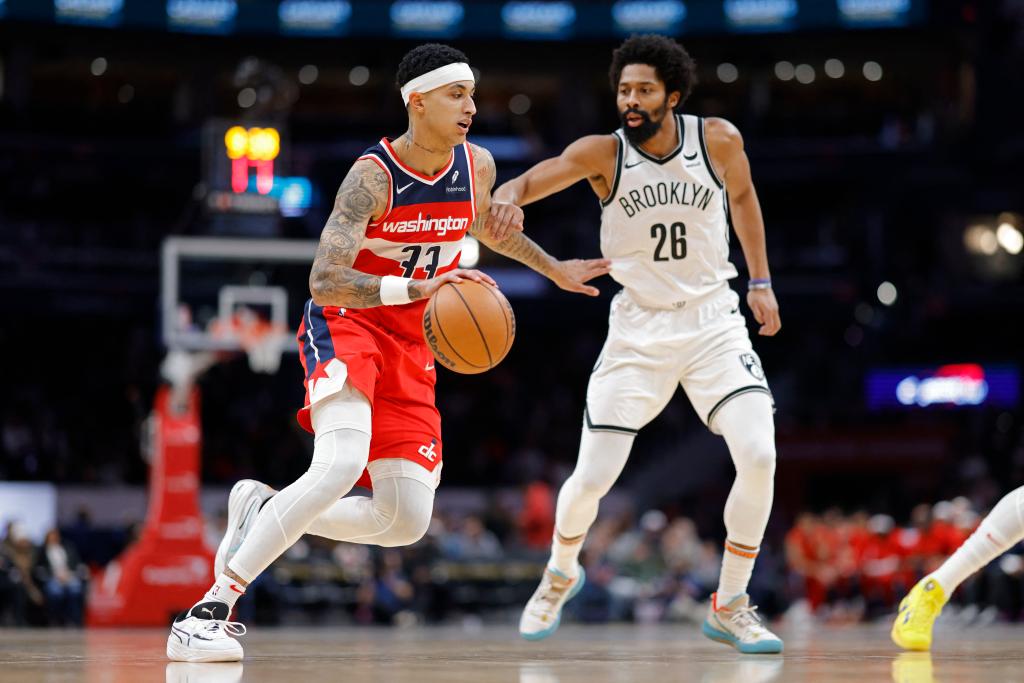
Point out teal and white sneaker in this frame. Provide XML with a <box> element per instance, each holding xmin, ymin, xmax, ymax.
<box><xmin>519</xmin><ymin>566</ymin><xmax>586</xmax><ymax>641</ymax></box>
<box><xmin>702</xmin><ymin>593</ymin><xmax>783</xmax><ymax>654</ymax></box>
<box><xmin>214</xmin><ymin>479</ymin><xmax>275</xmax><ymax>578</ymax></box>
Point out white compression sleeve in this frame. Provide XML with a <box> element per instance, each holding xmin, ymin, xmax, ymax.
<box><xmin>712</xmin><ymin>391</ymin><xmax>777</xmax><ymax>600</ymax></box>
<box><xmin>227</xmin><ymin>385</ymin><xmax>371</xmax><ymax>582</ymax></box>
<box><xmin>306</xmin><ymin>470</ymin><xmax>435</xmax><ymax>548</ymax></box>
<box><xmin>556</xmin><ymin>428</ymin><xmax>635</xmax><ymax>537</ymax></box>
<box><xmin>932</xmin><ymin>486</ymin><xmax>1024</xmax><ymax>593</ymax></box>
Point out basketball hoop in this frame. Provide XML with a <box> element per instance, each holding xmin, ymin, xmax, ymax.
<box><xmin>209</xmin><ymin>308</ymin><xmax>289</xmax><ymax>375</ymax></box>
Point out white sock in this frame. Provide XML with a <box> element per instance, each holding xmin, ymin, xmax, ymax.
<box><xmin>712</xmin><ymin>393</ymin><xmax>777</xmax><ymax>604</ymax></box>
<box><xmin>717</xmin><ymin>540</ymin><xmax>759</xmax><ymax>604</ymax></box>
<box><xmin>931</xmin><ymin>486</ymin><xmax>1024</xmax><ymax>593</ymax></box>
<box><xmin>200</xmin><ymin>572</ymin><xmax>245</xmax><ymax>610</ymax></box>
<box><xmin>549</xmin><ymin>530</ymin><xmax>586</xmax><ymax>578</ymax></box>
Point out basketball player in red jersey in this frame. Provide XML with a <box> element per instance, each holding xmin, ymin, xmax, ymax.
<box><xmin>167</xmin><ymin>44</ymin><xmax>610</xmax><ymax>662</ymax></box>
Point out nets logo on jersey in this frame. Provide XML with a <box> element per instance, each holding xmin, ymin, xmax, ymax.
<box><xmin>381</xmin><ymin>213</ymin><xmax>468</xmax><ymax>236</ymax></box>
<box><xmin>740</xmin><ymin>353</ymin><xmax>765</xmax><ymax>381</ymax></box>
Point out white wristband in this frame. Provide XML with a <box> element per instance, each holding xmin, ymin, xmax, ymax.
<box><xmin>380</xmin><ymin>276</ymin><xmax>413</xmax><ymax>305</ymax></box>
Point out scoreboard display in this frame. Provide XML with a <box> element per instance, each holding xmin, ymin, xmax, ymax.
<box><xmin>203</xmin><ymin>120</ymin><xmax>288</xmax><ymax>217</ymax></box>
<box><xmin>201</xmin><ymin>120</ymin><xmax>311</xmax><ymax>226</ymax></box>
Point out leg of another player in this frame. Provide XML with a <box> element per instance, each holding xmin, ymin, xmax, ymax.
<box><xmin>306</xmin><ymin>468</ymin><xmax>435</xmax><ymax>547</ymax></box>
<box><xmin>552</xmin><ymin>428</ymin><xmax>635</xmax><ymax>576</ymax></box>
<box><xmin>892</xmin><ymin>486</ymin><xmax>1024</xmax><ymax>651</ymax></box>
<box><xmin>519</xmin><ymin>427</ymin><xmax>634</xmax><ymax>640</ymax></box>
<box><xmin>167</xmin><ymin>385</ymin><xmax>371</xmax><ymax>662</ymax></box>
<box><xmin>703</xmin><ymin>391</ymin><xmax>783</xmax><ymax>654</ymax></box>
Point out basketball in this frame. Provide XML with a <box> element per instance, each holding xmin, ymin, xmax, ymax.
<box><xmin>422</xmin><ymin>280</ymin><xmax>515</xmax><ymax>374</ymax></box>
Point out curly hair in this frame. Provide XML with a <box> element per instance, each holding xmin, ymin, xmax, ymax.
<box><xmin>396</xmin><ymin>44</ymin><xmax>470</xmax><ymax>89</ymax></box>
<box><xmin>609</xmin><ymin>34</ymin><xmax>697</xmax><ymax>109</ymax></box>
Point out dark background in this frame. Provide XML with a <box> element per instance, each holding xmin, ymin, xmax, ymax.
<box><xmin>1</xmin><ymin>0</ymin><xmax>1023</xmax><ymax>563</ymax></box>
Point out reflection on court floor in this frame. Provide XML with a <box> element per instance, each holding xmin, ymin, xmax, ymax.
<box><xmin>1</xmin><ymin>623</ymin><xmax>1020</xmax><ymax>683</ymax></box>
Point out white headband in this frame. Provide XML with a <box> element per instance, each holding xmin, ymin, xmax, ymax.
<box><xmin>401</xmin><ymin>62</ymin><xmax>475</xmax><ymax>105</ymax></box>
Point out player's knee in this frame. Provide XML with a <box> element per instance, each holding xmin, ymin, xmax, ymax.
<box><xmin>736</xmin><ymin>442</ymin><xmax>776</xmax><ymax>477</ymax></box>
<box><xmin>570</xmin><ymin>469</ymin><xmax>616</xmax><ymax>500</ymax></box>
<box><xmin>309</xmin><ymin>428</ymin><xmax>370</xmax><ymax>498</ymax></box>
<box><xmin>377</xmin><ymin>507</ymin><xmax>431</xmax><ymax>547</ymax></box>
<box><xmin>371</xmin><ymin>478</ymin><xmax>433</xmax><ymax>547</ymax></box>
<box><xmin>308</xmin><ymin>459</ymin><xmax>364</xmax><ymax>500</ymax></box>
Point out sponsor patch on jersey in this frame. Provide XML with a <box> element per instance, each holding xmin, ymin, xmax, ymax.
<box><xmin>740</xmin><ymin>352</ymin><xmax>765</xmax><ymax>381</ymax></box>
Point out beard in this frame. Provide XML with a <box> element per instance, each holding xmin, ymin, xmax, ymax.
<box><xmin>620</xmin><ymin>103</ymin><xmax>668</xmax><ymax>146</ymax></box>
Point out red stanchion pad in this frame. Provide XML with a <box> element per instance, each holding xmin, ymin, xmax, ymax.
<box><xmin>86</xmin><ymin>386</ymin><xmax>214</xmax><ymax>626</ymax></box>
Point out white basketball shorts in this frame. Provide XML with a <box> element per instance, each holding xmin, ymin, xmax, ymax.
<box><xmin>585</xmin><ymin>284</ymin><xmax>773</xmax><ymax>436</ymax></box>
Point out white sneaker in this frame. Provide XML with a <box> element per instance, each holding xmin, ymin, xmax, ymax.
<box><xmin>166</xmin><ymin>601</ymin><xmax>246</xmax><ymax>662</ymax></box>
<box><xmin>214</xmin><ymin>479</ymin><xmax>275</xmax><ymax>578</ymax></box>
<box><xmin>519</xmin><ymin>566</ymin><xmax>585</xmax><ymax>641</ymax></box>
<box><xmin>702</xmin><ymin>593</ymin><xmax>783</xmax><ymax>654</ymax></box>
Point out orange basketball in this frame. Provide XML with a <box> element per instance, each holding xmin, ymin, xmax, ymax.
<box><xmin>422</xmin><ymin>280</ymin><xmax>515</xmax><ymax>374</ymax></box>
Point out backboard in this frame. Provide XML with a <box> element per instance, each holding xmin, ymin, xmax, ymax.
<box><xmin>160</xmin><ymin>236</ymin><xmax>318</xmax><ymax>368</ymax></box>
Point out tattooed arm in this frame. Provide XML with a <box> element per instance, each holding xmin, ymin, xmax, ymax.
<box><xmin>310</xmin><ymin>158</ymin><xmax>495</xmax><ymax>307</ymax></box>
<box><xmin>468</xmin><ymin>144</ymin><xmax>611</xmax><ymax>297</ymax></box>
<box><xmin>309</xmin><ymin>158</ymin><xmax>391</xmax><ymax>308</ymax></box>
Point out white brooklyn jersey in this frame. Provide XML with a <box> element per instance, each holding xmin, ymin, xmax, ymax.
<box><xmin>600</xmin><ymin>114</ymin><xmax>737</xmax><ymax>309</ymax></box>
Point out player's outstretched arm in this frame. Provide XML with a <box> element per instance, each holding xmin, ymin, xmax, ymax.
<box><xmin>469</xmin><ymin>143</ymin><xmax>611</xmax><ymax>297</ymax></box>
<box><xmin>492</xmin><ymin>135</ymin><xmax>617</xmax><ymax>210</ymax></box>
<box><xmin>705</xmin><ymin>117</ymin><xmax>781</xmax><ymax>336</ymax></box>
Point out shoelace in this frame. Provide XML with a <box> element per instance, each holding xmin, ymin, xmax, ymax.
<box><xmin>727</xmin><ymin>604</ymin><xmax>769</xmax><ymax>636</ymax></box>
<box><xmin>201</xmin><ymin>619</ymin><xmax>247</xmax><ymax>638</ymax></box>
<box><xmin>526</xmin><ymin>574</ymin><xmax>571</xmax><ymax>618</ymax></box>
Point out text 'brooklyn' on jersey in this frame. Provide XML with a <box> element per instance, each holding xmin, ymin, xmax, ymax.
<box><xmin>600</xmin><ymin>113</ymin><xmax>737</xmax><ymax>309</ymax></box>
<box><xmin>313</xmin><ymin>138</ymin><xmax>476</xmax><ymax>342</ymax></box>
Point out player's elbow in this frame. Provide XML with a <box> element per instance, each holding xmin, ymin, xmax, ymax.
<box><xmin>729</xmin><ymin>185</ymin><xmax>754</xmax><ymax>207</ymax></box>
<box><xmin>309</xmin><ymin>271</ymin><xmax>333</xmax><ymax>307</ymax></box>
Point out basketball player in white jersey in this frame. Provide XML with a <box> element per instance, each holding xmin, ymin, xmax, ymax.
<box><xmin>892</xmin><ymin>486</ymin><xmax>1024</xmax><ymax>651</ymax></box>
<box><xmin>493</xmin><ymin>34</ymin><xmax>783</xmax><ymax>653</ymax></box>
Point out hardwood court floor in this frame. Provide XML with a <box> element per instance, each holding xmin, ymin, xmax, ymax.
<box><xmin>0</xmin><ymin>622</ymin><xmax>1019</xmax><ymax>682</ymax></box>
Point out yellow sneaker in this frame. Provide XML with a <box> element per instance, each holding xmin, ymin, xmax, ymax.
<box><xmin>891</xmin><ymin>577</ymin><xmax>948</xmax><ymax>651</ymax></box>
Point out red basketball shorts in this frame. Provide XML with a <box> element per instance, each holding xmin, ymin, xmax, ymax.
<box><xmin>296</xmin><ymin>302</ymin><xmax>442</xmax><ymax>489</ymax></box>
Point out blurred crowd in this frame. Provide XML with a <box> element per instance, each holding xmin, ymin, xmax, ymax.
<box><xmin>0</xmin><ymin>522</ymin><xmax>89</xmax><ymax>627</ymax></box>
<box><xmin>9</xmin><ymin>489</ymin><xmax>1024</xmax><ymax>630</ymax></box>
<box><xmin>224</xmin><ymin>503</ymin><xmax>746</xmax><ymax>628</ymax></box>
<box><xmin>783</xmin><ymin>499</ymin><xmax>1024</xmax><ymax>622</ymax></box>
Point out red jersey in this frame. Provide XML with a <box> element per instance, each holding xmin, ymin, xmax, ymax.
<box><xmin>295</xmin><ymin>140</ymin><xmax>477</xmax><ymax>486</ymax></box>
<box><xmin>340</xmin><ymin>137</ymin><xmax>476</xmax><ymax>342</ymax></box>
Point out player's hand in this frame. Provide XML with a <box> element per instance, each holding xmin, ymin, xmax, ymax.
<box><xmin>484</xmin><ymin>201</ymin><xmax>525</xmax><ymax>242</ymax></box>
<box><xmin>747</xmin><ymin>288</ymin><xmax>781</xmax><ymax>336</ymax></box>
<box><xmin>549</xmin><ymin>258</ymin><xmax>612</xmax><ymax>297</ymax></box>
<box><xmin>410</xmin><ymin>269</ymin><xmax>497</xmax><ymax>300</ymax></box>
